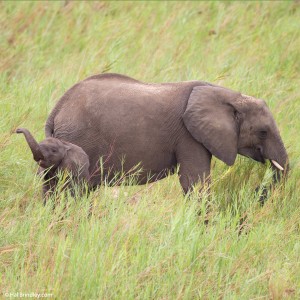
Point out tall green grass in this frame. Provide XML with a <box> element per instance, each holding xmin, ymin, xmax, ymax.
<box><xmin>1</xmin><ymin>2</ymin><xmax>299</xmax><ymax>299</ymax></box>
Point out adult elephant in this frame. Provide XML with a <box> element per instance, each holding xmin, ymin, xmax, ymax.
<box><xmin>45</xmin><ymin>73</ymin><xmax>288</xmax><ymax>195</ymax></box>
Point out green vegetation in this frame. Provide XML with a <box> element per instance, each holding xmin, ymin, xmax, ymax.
<box><xmin>1</xmin><ymin>2</ymin><xmax>299</xmax><ymax>299</ymax></box>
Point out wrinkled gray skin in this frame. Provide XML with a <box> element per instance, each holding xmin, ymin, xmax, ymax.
<box><xmin>16</xmin><ymin>128</ymin><xmax>90</xmax><ymax>199</ymax></box>
<box><xmin>45</xmin><ymin>73</ymin><xmax>289</xmax><ymax>200</ymax></box>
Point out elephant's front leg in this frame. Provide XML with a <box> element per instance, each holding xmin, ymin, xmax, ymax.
<box><xmin>38</xmin><ymin>167</ymin><xmax>56</xmax><ymax>203</ymax></box>
<box><xmin>176</xmin><ymin>135</ymin><xmax>212</xmax><ymax>195</ymax></box>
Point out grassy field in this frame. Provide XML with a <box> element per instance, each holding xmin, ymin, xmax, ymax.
<box><xmin>1</xmin><ymin>1</ymin><xmax>300</xmax><ymax>299</ymax></box>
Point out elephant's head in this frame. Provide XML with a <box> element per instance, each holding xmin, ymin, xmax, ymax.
<box><xmin>183</xmin><ymin>86</ymin><xmax>289</xmax><ymax>181</ymax></box>
<box><xmin>16</xmin><ymin>128</ymin><xmax>69</xmax><ymax>169</ymax></box>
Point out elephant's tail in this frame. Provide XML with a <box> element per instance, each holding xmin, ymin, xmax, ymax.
<box><xmin>45</xmin><ymin>94</ymin><xmax>67</xmax><ymax>137</ymax></box>
<box><xmin>45</xmin><ymin>105</ymin><xmax>58</xmax><ymax>138</ymax></box>
<box><xmin>45</xmin><ymin>82</ymin><xmax>82</xmax><ymax>138</ymax></box>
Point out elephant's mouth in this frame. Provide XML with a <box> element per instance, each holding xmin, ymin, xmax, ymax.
<box><xmin>253</xmin><ymin>146</ymin><xmax>286</xmax><ymax>171</ymax></box>
<box><xmin>238</xmin><ymin>146</ymin><xmax>265</xmax><ymax>163</ymax></box>
<box><xmin>239</xmin><ymin>147</ymin><xmax>286</xmax><ymax>172</ymax></box>
<box><xmin>39</xmin><ymin>159</ymin><xmax>61</xmax><ymax>170</ymax></box>
<box><xmin>39</xmin><ymin>159</ymin><xmax>53</xmax><ymax>169</ymax></box>
<box><xmin>39</xmin><ymin>160</ymin><xmax>47</xmax><ymax>168</ymax></box>
<box><xmin>253</xmin><ymin>146</ymin><xmax>265</xmax><ymax>164</ymax></box>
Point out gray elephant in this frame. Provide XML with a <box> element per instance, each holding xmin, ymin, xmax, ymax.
<box><xmin>44</xmin><ymin>73</ymin><xmax>288</xmax><ymax>198</ymax></box>
<box><xmin>16</xmin><ymin>128</ymin><xmax>90</xmax><ymax>199</ymax></box>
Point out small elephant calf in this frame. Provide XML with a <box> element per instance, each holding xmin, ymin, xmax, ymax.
<box><xmin>16</xmin><ymin>128</ymin><xmax>90</xmax><ymax>200</ymax></box>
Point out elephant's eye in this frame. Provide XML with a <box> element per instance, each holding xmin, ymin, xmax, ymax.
<box><xmin>258</xmin><ymin>130</ymin><xmax>267</xmax><ymax>139</ymax></box>
<box><xmin>52</xmin><ymin>149</ymin><xmax>57</xmax><ymax>153</ymax></box>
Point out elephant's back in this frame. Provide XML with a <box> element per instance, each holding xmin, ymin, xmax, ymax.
<box><xmin>52</xmin><ymin>74</ymin><xmax>199</xmax><ymax>135</ymax></box>
<box><xmin>83</xmin><ymin>73</ymin><xmax>142</xmax><ymax>84</ymax></box>
<box><xmin>50</xmin><ymin>73</ymin><xmax>213</xmax><ymax>122</ymax></box>
<box><xmin>52</xmin><ymin>75</ymin><xmax>188</xmax><ymax>147</ymax></box>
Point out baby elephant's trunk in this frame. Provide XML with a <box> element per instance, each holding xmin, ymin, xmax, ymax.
<box><xmin>16</xmin><ymin>128</ymin><xmax>44</xmax><ymax>161</ymax></box>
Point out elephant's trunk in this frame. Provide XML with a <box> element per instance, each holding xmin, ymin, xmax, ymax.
<box><xmin>16</xmin><ymin>128</ymin><xmax>44</xmax><ymax>162</ymax></box>
<box><xmin>269</xmin><ymin>137</ymin><xmax>289</xmax><ymax>184</ymax></box>
<box><xmin>258</xmin><ymin>136</ymin><xmax>289</xmax><ymax>205</ymax></box>
<box><xmin>270</xmin><ymin>160</ymin><xmax>289</xmax><ymax>184</ymax></box>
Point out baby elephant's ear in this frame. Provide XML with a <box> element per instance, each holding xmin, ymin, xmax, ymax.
<box><xmin>183</xmin><ymin>86</ymin><xmax>240</xmax><ymax>166</ymax></box>
<box><xmin>61</xmin><ymin>140</ymin><xmax>71</xmax><ymax>151</ymax></box>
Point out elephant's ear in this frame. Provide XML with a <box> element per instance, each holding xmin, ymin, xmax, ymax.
<box><xmin>183</xmin><ymin>86</ymin><xmax>241</xmax><ymax>165</ymax></box>
<box><xmin>61</xmin><ymin>140</ymin><xmax>72</xmax><ymax>151</ymax></box>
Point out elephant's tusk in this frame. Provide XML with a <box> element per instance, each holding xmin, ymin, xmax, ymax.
<box><xmin>271</xmin><ymin>160</ymin><xmax>284</xmax><ymax>171</ymax></box>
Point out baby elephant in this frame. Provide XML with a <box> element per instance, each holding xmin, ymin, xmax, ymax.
<box><xmin>16</xmin><ymin>128</ymin><xmax>90</xmax><ymax>200</ymax></box>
